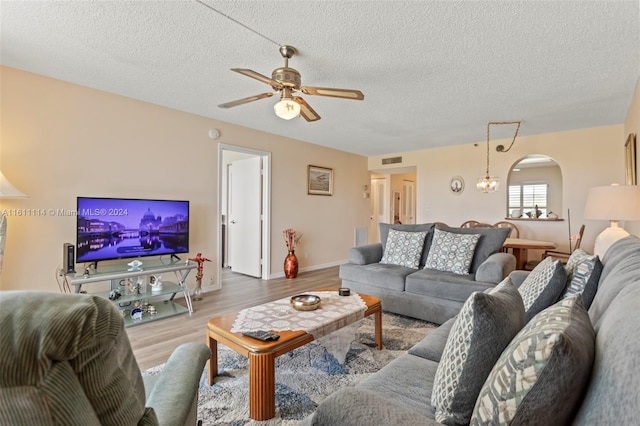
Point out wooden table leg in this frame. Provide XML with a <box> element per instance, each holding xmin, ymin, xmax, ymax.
<box><xmin>374</xmin><ymin>305</ymin><xmax>383</xmax><ymax>350</ymax></box>
<box><xmin>248</xmin><ymin>351</ymin><xmax>276</xmax><ymax>421</ymax></box>
<box><xmin>511</xmin><ymin>247</ymin><xmax>526</xmax><ymax>270</ymax></box>
<box><xmin>207</xmin><ymin>333</ymin><xmax>218</xmax><ymax>386</ymax></box>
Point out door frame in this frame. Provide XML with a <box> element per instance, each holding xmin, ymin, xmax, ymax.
<box><xmin>217</xmin><ymin>143</ymin><xmax>271</xmax><ymax>282</ymax></box>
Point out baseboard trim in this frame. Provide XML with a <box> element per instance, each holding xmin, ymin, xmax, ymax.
<box><xmin>269</xmin><ymin>259</ymin><xmax>346</xmax><ymax>279</ymax></box>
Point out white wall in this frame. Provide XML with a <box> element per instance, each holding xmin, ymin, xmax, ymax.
<box><xmin>624</xmin><ymin>77</ymin><xmax>640</xmax><ymax>236</ymax></box>
<box><xmin>369</xmin><ymin>125</ymin><xmax>625</xmax><ymax>256</ymax></box>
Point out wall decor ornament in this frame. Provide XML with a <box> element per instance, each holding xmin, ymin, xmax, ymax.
<box><xmin>625</xmin><ymin>133</ymin><xmax>636</xmax><ymax>185</ymax></box>
<box><xmin>450</xmin><ymin>176</ymin><xmax>465</xmax><ymax>194</ymax></box>
<box><xmin>308</xmin><ymin>165</ymin><xmax>333</xmax><ymax>196</ymax></box>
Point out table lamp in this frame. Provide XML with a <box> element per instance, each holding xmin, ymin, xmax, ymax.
<box><xmin>584</xmin><ymin>184</ymin><xmax>640</xmax><ymax>257</ymax></box>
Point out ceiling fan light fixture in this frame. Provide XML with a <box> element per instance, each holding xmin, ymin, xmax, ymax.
<box><xmin>274</xmin><ymin>98</ymin><xmax>301</xmax><ymax>120</ymax></box>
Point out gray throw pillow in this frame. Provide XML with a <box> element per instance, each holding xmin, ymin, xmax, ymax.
<box><xmin>425</xmin><ymin>228</ymin><xmax>481</xmax><ymax>275</ymax></box>
<box><xmin>379</xmin><ymin>229</ymin><xmax>427</xmax><ymax>269</ymax></box>
<box><xmin>471</xmin><ymin>294</ymin><xmax>595</xmax><ymax>426</ymax></box>
<box><xmin>518</xmin><ymin>256</ymin><xmax>567</xmax><ymax>322</ymax></box>
<box><xmin>437</xmin><ymin>225</ymin><xmax>510</xmax><ymax>273</ymax></box>
<box><xmin>562</xmin><ymin>249</ymin><xmax>602</xmax><ymax>309</ymax></box>
<box><xmin>379</xmin><ymin>222</ymin><xmax>435</xmax><ymax>266</ymax></box>
<box><xmin>431</xmin><ymin>278</ymin><xmax>525</xmax><ymax>426</ymax></box>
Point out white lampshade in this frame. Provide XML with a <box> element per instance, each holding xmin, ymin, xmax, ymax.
<box><xmin>273</xmin><ymin>98</ymin><xmax>301</xmax><ymax>120</ymax></box>
<box><xmin>476</xmin><ymin>176</ymin><xmax>500</xmax><ymax>193</ymax></box>
<box><xmin>584</xmin><ymin>184</ymin><xmax>640</xmax><ymax>257</ymax></box>
<box><xmin>0</xmin><ymin>170</ymin><xmax>28</xmax><ymax>198</ymax></box>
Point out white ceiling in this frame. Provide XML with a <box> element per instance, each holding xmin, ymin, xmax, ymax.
<box><xmin>2</xmin><ymin>1</ymin><xmax>639</xmax><ymax>157</ymax></box>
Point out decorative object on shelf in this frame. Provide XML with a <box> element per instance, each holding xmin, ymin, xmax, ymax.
<box><xmin>290</xmin><ymin>294</ymin><xmax>322</xmax><ymax>311</ymax></box>
<box><xmin>477</xmin><ymin>121</ymin><xmax>521</xmax><ymax>193</ymax></box>
<box><xmin>283</xmin><ymin>228</ymin><xmax>302</xmax><ymax>278</ymax></box>
<box><xmin>450</xmin><ymin>176</ymin><xmax>465</xmax><ymax>194</ymax></box>
<box><xmin>584</xmin><ymin>184</ymin><xmax>640</xmax><ymax>257</ymax></box>
<box><xmin>127</xmin><ymin>260</ymin><xmax>143</xmax><ymax>270</ymax></box>
<box><xmin>625</xmin><ymin>133</ymin><xmax>636</xmax><ymax>185</ymax></box>
<box><xmin>308</xmin><ymin>165</ymin><xmax>333</xmax><ymax>196</ymax></box>
<box><xmin>188</xmin><ymin>253</ymin><xmax>211</xmax><ymax>301</ymax></box>
<box><xmin>150</xmin><ymin>274</ymin><xmax>163</xmax><ymax>292</ymax></box>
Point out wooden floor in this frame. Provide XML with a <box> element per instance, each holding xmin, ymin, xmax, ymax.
<box><xmin>127</xmin><ymin>266</ymin><xmax>342</xmax><ymax>370</ymax></box>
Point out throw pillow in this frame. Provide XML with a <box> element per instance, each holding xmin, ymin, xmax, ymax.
<box><xmin>470</xmin><ymin>294</ymin><xmax>595</xmax><ymax>426</ymax></box>
<box><xmin>431</xmin><ymin>278</ymin><xmax>525</xmax><ymax>426</ymax></box>
<box><xmin>425</xmin><ymin>228</ymin><xmax>481</xmax><ymax>275</ymax></box>
<box><xmin>517</xmin><ymin>256</ymin><xmax>566</xmax><ymax>322</ymax></box>
<box><xmin>380</xmin><ymin>229</ymin><xmax>427</xmax><ymax>269</ymax></box>
<box><xmin>437</xmin><ymin>224</ymin><xmax>511</xmax><ymax>273</ymax></box>
<box><xmin>562</xmin><ymin>249</ymin><xmax>603</xmax><ymax>309</ymax></box>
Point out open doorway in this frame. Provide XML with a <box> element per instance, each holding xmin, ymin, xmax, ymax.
<box><xmin>369</xmin><ymin>168</ymin><xmax>416</xmax><ymax>243</ymax></box>
<box><xmin>217</xmin><ymin>144</ymin><xmax>271</xmax><ymax>284</ymax></box>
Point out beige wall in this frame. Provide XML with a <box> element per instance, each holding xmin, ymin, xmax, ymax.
<box><xmin>0</xmin><ymin>66</ymin><xmax>370</xmax><ymax>291</ymax></box>
<box><xmin>624</xmin><ymin>77</ymin><xmax>640</xmax><ymax>236</ymax></box>
<box><xmin>369</xmin><ymin>124</ymin><xmax>626</xmax><ymax>255</ymax></box>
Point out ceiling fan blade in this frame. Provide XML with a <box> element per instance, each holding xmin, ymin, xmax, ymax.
<box><xmin>231</xmin><ymin>68</ymin><xmax>283</xmax><ymax>90</ymax></box>
<box><xmin>218</xmin><ymin>92</ymin><xmax>274</xmax><ymax>109</ymax></box>
<box><xmin>293</xmin><ymin>97</ymin><xmax>321</xmax><ymax>122</ymax></box>
<box><xmin>300</xmin><ymin>86</ymin><xmax>364</xmax><ymax>100</ymax></box>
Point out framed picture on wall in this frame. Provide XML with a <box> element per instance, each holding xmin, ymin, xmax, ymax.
<box><xmin>308</xmin><ymin>165</ymin><xmax>333</xmax><ymax>196</ymax></box>
<box><xmin>625</xmin><ymin>133</ymin><xmax>636</xmax><ymax>185</ymax></box>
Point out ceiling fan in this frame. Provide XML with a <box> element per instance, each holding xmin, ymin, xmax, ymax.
<box><xmin>218</xmin><ymin>45</ymin><xmax>364</xmax><ymax>122</ymax></box>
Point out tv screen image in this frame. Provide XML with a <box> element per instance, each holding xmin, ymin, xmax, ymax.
<box><xmin>76</xmin><ymin>197</ymin><xmax>189</xmax><ymax>264</ymax></box>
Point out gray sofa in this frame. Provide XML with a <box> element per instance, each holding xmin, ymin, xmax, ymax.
<box><xmin>301</xmin><ymin>235</ymin><xmax>640</xmax><ymax>425</ymax></box>
<box><xmin>339</xmin><ymin>223</ymin><xmax>515</xmax><ymax>324</ymax></box>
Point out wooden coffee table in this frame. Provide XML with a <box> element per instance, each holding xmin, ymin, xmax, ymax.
<box><xmin>206</xmin><ymin>289</ymin><xmax>382</xmax><ymax>421</ymax></box>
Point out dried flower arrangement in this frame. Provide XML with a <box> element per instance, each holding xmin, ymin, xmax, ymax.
<box><xmin>283</xmin><ymin>228</ymin><xmax>303</xmax><ymax>252</ymax></box>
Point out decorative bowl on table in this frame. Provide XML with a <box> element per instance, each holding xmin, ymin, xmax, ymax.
<box><xmin>290</xmin><ymin>294</ymin><xmax>321</xmax><ymax>311</ymax></box>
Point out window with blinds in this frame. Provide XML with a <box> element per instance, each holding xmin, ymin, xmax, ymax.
<box><xmin>509</xmin><ymin>183</ymin><xmax>548</xmax><ymax>217</ymax></box>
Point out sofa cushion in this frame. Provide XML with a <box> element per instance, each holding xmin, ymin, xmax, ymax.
<box><xmin>562</xmin><ymin>249</ymin><xmax>602</xmax><ymax>309</ymax></box>
<box><xmin>379</xmin><ymin>222</ymin><xmax>435</xmax><ymax>266</ymax></box>
<box><xmin>471</xmin><ymin>294</ymin><xmax>595</xmax><ymax>426</ymax></box>
<box><xmin>339</xmin><ymin>263</ymin><xmax>415</xmax><ymax>292</ymax></box>
<box><xmin>517</xmin><ymin>256</ymin><xmax>566</xmax><ymax>322</ymax></box>
<box><xmin>405</xmin><ymin>269</ymin><xmax>493</xmax><ymax>303</ymax></box>
<box><xmin>425</xmin><ymin>228</ymin><xmax>481</xmax><ymax>275</ymax></box>
<box><xmin>408</xmin><ymin>317</ymin><xmax>456</xmax><ymax>362</ymax></box>
<box><xmin>431</xmin><ymin>279</ymin><xmax>525</xmax><ymax>426</ymax></box>
<box><xmin>380</xmin><ymin>229</ymin><xmax>428</xmax><ymax>269</ymax></box>
<box><xmin>437</xmin><ymin>225</ymin><xmax>510</xmax><ymax>273</ymax></box>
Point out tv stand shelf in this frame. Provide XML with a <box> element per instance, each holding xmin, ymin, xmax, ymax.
<box><xmin>68</xmin><ymin>259</ymin><xmax>197</xmax><ymax>327</ymax></box>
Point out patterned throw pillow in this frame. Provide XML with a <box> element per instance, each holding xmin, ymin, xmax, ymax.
<box><xmin>518</xmin><ymin>256</ymin><xmax>567</xmax><ymax>322</ymax></box>
<box><xmin>562</xmin><ymin>249</ymin><xmax>603</xmax><ymax>309</ymax></box>
<box><xmin>425</xmin><ymin>228</ymin><xmax>481</xmax><ymax>275</ymax></box>
<box><xmin>470</xmin><ymin>294</ymin><xmax>595</xmax><ymax>426</ymax></box>
<box><xmin>431</xmin><ymin>279</ymin><xmax>525</xmax><ymax>426</ymax></box>
<box><xmin>379</xmin><ymin>229</ymin><xmax>427</xmax><ymax>269</ymax></box>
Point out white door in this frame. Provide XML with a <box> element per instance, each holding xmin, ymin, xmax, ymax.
<box><xmin>402</xmin><ymin>180</ymin><xmax>416</xmax><ymax>224</ymax></box>
<box><xmin>370</xmin><ymin>178</ymin><xmax>389</xmax><ymax>242</ymax></box>
<box><xmin>228</xmin><ymin>156</ymin><xmax>262</xmax><ymax>277</ymax></box>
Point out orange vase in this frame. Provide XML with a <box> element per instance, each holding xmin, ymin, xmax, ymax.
<box><xmin>284</xmin><ymin>250</ymin><xmax>299</xmax><ymax>279</ymax></box>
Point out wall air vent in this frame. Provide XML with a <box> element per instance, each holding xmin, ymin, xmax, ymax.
<box><xmin>381</xmin><ymin>156</ymin><xmax>402</xmax><ymax>165</ymax></box>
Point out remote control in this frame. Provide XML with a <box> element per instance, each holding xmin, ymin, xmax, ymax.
<box><xmin>242</xmin><ymin>330</ymin><xmax>280</xmax><ymax>341</ymax></box>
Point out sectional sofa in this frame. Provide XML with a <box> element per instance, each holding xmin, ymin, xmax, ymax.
<box><xmin>339</xmin><ymin>223</ymin><xmax>515</xmax><ymax>324</ymax></box>
<box><xmin>301</xmin><ymin>235</ymin><xmax>640</xmax><ymax>425</ymax></box>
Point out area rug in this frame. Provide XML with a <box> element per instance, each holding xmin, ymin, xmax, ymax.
<box><xmin>143</xmin><ymin>313</ymin><xmax>437</xmax><ymax>425</ymax></box>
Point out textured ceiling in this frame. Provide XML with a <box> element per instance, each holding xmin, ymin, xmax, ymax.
<box><xmin>2</xmin><ymin>1</ymin><xmax>639</xmax><ymax>156</ymax></box>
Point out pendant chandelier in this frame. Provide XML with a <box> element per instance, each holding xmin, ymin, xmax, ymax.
<box><xmin>477</xmin><ymin>121</ymin><xmax>521</xmax><ymax>193</ymax></box>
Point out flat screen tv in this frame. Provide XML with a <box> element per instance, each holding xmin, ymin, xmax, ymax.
<box><xmin>76</xmin><ymin>197</ymin><xmax>189</xmax><ymax>264</ymax></box>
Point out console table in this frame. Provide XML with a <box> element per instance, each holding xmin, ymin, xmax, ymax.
<box><xmin>68</xmin><ymin>259</ymin><xmax>196</xmax><ymax>327</ymax></box>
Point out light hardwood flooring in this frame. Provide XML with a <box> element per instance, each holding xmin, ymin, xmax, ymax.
<box><xmin>127</xmin><ymin>266</ymin><xmax>342</xmax><ymax>370</ymax></box>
